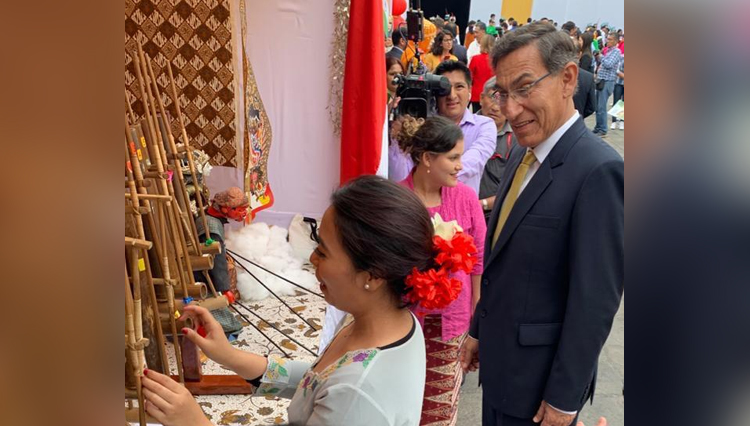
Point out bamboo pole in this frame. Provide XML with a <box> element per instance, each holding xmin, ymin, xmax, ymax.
<box><xmin>127</xmin><ymin>193</ymin><xmax>172</xmax><ymax>201</ymax></box>
<box><xmin>166</xmin><ymin>63</ymin><xmax>212</xmax><ymax>245</ymax></box>
<box><xmin>126</xmin><ymin>164</ymin><xmax>184</xmax><ymax>382</ymax></box>
<box><xmin>145</xmin><ymin>54</ymin><xmax>203</xmax><ymax>259</ymax></box>
<box><xmin>137</xmin><ymin>50</ymin><xmax>191</xmax><ymax>293</ymax></box>
<box><xmin>128</xmin><ymin>246</ymin><xmax>145</xmax><ymax>366</ymax></box>
<box><xmin>124</xmin><ymin>267</ymin><xmax>147</xmax><ymax>426</ymax></box>
<box><xmin>125</xmin><ymin>236</ymin><xmax>152</xmax><ymax>250</ymax></box>
<box><xmin>126</xmin><ymin>121</ymin><xmax>169</xmax><ymax>371</ymax></box>
<box><xmin>125</xmin><ymin>90</ymin><xmax>136</xmax><ymax>125</ymax></box>
<box><xmin>134</xmin><ymin>46</ymin><xmax>193</xmax><ymax>297</ymax></box>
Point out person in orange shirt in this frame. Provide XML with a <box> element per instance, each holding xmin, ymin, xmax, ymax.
<box><xmin>400</xmin><ymin>18</ymin><xmax>437</xmax><ymax>74</ymax></box>
<box><xmin>422</xmin><ymin>31</ymin><xmax>459</xmax><ymax>72</ymax></box>
<box><xmin>465</xmin><ymin>20</ymin><xmax>476</xmax><ymax>47</ymax></box>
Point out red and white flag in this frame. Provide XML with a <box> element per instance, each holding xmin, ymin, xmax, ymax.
<box><xmin>340</xmin><ymin>0</ymin><xmax>388</xmax><ymax>184</ymax></box>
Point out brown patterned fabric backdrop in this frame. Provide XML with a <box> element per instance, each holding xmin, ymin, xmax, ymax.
<box><xmin>125</xmin><ymin>0</ymin><xmax>238</xmax><ymax>167</ymax></box>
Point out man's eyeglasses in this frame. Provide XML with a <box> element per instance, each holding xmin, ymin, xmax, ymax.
<box><xmin>490</xmin><ymin>72</ymin><xmax>551</xmax><ymax>105</ymax></box>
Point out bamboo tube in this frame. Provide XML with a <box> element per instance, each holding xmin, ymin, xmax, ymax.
<box><xmin>128</xmin><ymin>246</ymin><xmax>145</xmax><ymax>367</ymax></box>
<box><xmin>155</xmin><ymin>199</ymin><xmax>187</xmax><ymax>381</ymax></box>
<box><xmin>134</xmin><ymin>46</ymin><xmax>193</xmax><ymax>296</ymax></box>
<box><xmin>189</xmin><ymin>254</ymin><xmax>214</xmax><ymax>271</ymax></box>
<box><xmin>126</xmin><ymin>127</ymin><xmax>168</xmax><ymax>370</ymax></box>
<box><xmin>202</xmin><ymin>241</ymin><xmax>221</xmax><ymax>255</ymax></box>
<box><xmin>145</xmin><ymin>54</ymin><xmax>202</xmax><ymax>266</ymax></box>
<box><xmin>150</xmin><ymin>280</ymin><xmax>207</xmax><ymax>300</ymax></box>
<box><xmin>126</xmin><ymin>90</ymin><xmax>136</xmax><ymax>125</ymax></box>
<box><xmin>129</xmin><ymin>193</ymin><xmax>172</xmax><ymax>201</ymax></box>
<box><xmin>202</xmin><ymin>270</ymin><xmax>219</xmax><ymax>298</ymax></box>
<box><xmin>124</xmin><ymin>268</ymin><xmax>147</xmax><ymax>426</ymax></box>
<box><xmin>145</xmin><ymin>59</ymin><xmax>202</xmax><ymax>255</ymax></box>
<box><xmin>125</xmin><ymin>347</ymin><xmax>136</xmax><ymax>390</ymax></box>
<box><xmin>125</xmin><ymin>187</ymin><xmax>183</xmax><ymax>381</ymax></box>
<box><xmin>166</xmin><ymin>63</ymin><xmax>212</xmax><ymax>245</ymax></box>
<box><xmin>127</xmin><ymin>121</ymin><xmax>164</xmax><ymax>279</ymax></box>
<box><xmin>159</xmin><ymin>314</ymin><xmax>192</xmax><ymax>334</ymax></box>
<box><xmin>125</xmin><ymin>236</ymin><xmax>152</xmax><ymax>250</ymax></box>
<box><xmin>126</xmin><ymin>178</ymin><xmax>152</xmax><ymax>188</ymax></box>
<box><xmin>130</xmin><ymin>122</ymin><xmax>152</xmax><ymax>167</ymax></box>
<box><xmin>157</xmin><ymin>294</ymin><xmax>230</xmax><ymax>316</ymax></box>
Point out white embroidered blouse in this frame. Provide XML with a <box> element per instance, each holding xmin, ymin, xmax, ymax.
<box><xmin>254</xmin><ymin>312</ymin><xmax>426</xmax><ymax>425</ymax></box>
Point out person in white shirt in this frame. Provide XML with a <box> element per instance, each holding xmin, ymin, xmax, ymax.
<box><xmin>467</xmin><ymin>21</ymin><xmax>487</xmax><ymax>65</ymax></box>
<box><xmin>142</xmin><ymin>176</ymin><xmax>432</xmax><ymax>426</ymax></box>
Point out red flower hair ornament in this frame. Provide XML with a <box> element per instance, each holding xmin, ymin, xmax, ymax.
<box><xmin>404</xmin><ymin>214</ymin><xmax>478</xmax><ymax>311</ymax></box>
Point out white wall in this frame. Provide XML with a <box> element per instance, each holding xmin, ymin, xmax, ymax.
<box><xmin>208</xmin><ymin>0</ymin><xmax>339</xmax><ymax>227</ymax></box>
<box><xmin>468</xmin><ymin>2</ymin><xmax>502</xmax><ymax>26</ymax></box>
<box><xmin>469</xmin><ymin>0</ymin><xmax>624</xmax><ymax>30</ymax></box>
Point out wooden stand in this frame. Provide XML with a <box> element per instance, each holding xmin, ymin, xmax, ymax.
<box><xmin>171</xmin><ymin>374</ymin><xmax>255</xmax><ymax>395</ymax></box>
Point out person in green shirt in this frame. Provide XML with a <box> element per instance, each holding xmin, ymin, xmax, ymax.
<box><xmin>486</xmin><ymin>20</ymin><xmax>498</xmax><ymax>36</ymax></box>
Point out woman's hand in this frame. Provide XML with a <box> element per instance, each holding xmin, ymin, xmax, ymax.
<box><xmin>388</xmin><ymin>96</ymin><xmax>401</xmax><ymax>118</ymax></box>
<box><xmin>179</xmin><ymin>305</ymin><xmax>235</xmax><ymax>366</ymax></box>
<box><xmin>142</xmin><ymin>369</ymin><xmax>212</xmax><ymax>426</ymax></box>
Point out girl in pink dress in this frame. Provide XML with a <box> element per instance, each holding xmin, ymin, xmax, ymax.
<box><xmin>395</xmin><ymin>115</ymin><xmax>486</xmax><ymax>425</ymax></box>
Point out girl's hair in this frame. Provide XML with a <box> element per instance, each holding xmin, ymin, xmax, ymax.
<box><xmin>480</xmin><ymin>31</ymin><xmax>495</xmax><ymax>54</ymax></box>
<box><xmin>386</xmin><ymin>56</ymin><xmax>403</xmax><ymax>73</ymax></box>
<box><xmin>330</xmin><ymin>176</ymin><xmax>436</xmax><ymax>304</ymax></box>
<box><xmin>431</xmin><ymin>31</ymin><xmax>454</xmax><ymax>56</ymax></box>
<box><xmin>580</xmin><ymin>31</ymin><xmax>593</xmax><ymax>55</ymax></box>
<box><xmin>395</xmin><ymin>115</ymin><xmax>463</xmax><ymax>163</ymax></box>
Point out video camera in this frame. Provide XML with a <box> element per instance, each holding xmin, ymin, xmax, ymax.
<box><xmin>392</xmin><ymin>73</ymin><xmax>451</xmax><ymax>119</ymax></box>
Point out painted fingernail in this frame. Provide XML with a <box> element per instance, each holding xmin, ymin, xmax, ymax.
<box><xmin>143</xmin><ymin>368</ymin><xmax>148</xmax><ymax>375</ymax></box>
<box><xmin>182</xmin><ymin>328</ymin><xmax>189</xmax><ymax>334</ymax></box>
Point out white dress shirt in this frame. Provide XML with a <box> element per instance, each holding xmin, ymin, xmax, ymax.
<box><xmin>518</xmin><ymin>111</ymin><xmax>579</xmax><ymax>196</ymax></box>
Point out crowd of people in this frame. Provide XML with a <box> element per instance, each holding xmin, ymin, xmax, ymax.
<box><xmin>387</xmin><ymin>15</ymin><xmax>624</xmax><ymax>137</ymax></box>
<box><xmin>142</xmin><ymin>17</ymin><xmax>624</xmax><ymax>426</ymax></box>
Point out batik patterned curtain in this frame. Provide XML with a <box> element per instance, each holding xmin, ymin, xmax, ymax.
<box><xmin>125</xmin><ymin>0</ymin><xmax>238</xmax><ymax>167</ymax></box>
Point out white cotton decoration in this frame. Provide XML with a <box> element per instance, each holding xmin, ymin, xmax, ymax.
<box><xmin>225</xmin><ymin>222</ymin><xmax>319</xmax><ymax>301</ymax></box>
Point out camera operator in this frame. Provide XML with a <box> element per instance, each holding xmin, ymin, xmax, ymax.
<box><xmin>389</xmin><ymin>60</ymin><xmax>497</xmax><ymax>194</ymax></box>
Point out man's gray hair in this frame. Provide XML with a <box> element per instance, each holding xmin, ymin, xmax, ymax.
<box><xmin>490</xmin><ymin>22</ymin><xmax>577</xmax><ymax>73</ymax></box>
<box><xmin>474</xmin><ymin>21</ymin><xmax>487</xmax><ymax>31</ymax></box>
<box><xmin>483</xmin><ymin>77</ymin><xmax>497</xmax><ymax>94</ymax></box>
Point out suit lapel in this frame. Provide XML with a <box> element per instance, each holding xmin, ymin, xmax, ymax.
<box><xmin>484</xmin><ymin>148</ymin><xmax>523</xmax><ymax>264</ymax></box>
<box><xmin>487</xmin><ymin>161</ymin><xmax>553</xmax><ymax>264</ymax></box>
<box><xmin>484</xmin><ymin>117</ymin><xmax>588</xmax><ymax>267</ymax></box>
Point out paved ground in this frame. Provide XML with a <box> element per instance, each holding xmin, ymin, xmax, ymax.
<box><xmin>456</xmin><ymin>113</ymin><xmax>625</xmax><ymax>426</ymax></box>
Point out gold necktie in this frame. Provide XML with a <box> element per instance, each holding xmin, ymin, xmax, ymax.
<box><xmin>492</xmin><ymin>150</ymin><xmax>537</xmax><ymax>248</ymax></box>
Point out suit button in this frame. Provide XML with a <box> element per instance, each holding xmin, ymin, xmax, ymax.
<box><xmin>482</xmin><ymin>279</ymin><xmax>489</xmax><ymax>287</ymax></box>
<box><xmin>481</xmin><ymin>310</ymin><xmax>487</xmax><ymax>318</ymax></box>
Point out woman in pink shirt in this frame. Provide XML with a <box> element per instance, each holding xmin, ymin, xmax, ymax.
<box><xmin>395</xmin><ymin>115</ymin><xmax>486</xmax><ymax>425</ymax></box>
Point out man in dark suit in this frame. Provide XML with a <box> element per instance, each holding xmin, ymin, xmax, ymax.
<box><xmin>573</xmin><ymin>67</ymin><xmax>596</xmax><ymax>118</ymax></box>
<box><xmin>386</xmin><ymin>24</ymin><xmax>407</xmax><ymax>61</ymax></box>
<box><xmin>444</xmin><ymin>23</ymin><xmax>468</xmax><ymax>64</ymax></box>
<box><xmin>460</xmin><ymin>23</ymin><xmax>624</xmax><ymax>426</ymax></box>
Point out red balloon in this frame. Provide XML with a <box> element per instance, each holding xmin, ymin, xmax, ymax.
<box><xmin>392</xmin><ymin>0</ymin><xmax>407</xmax><ymax>16</ymax></box>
